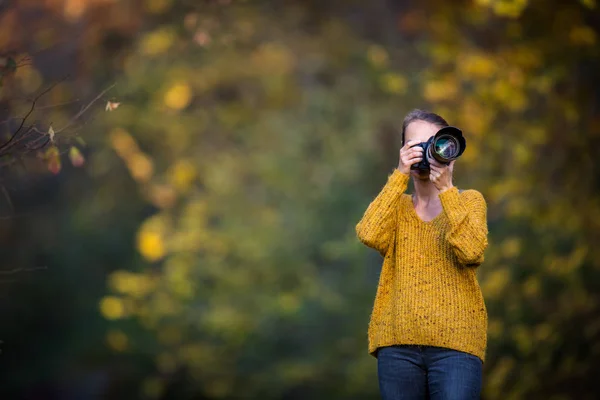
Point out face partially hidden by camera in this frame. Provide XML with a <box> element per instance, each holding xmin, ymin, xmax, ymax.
<box><xmin>404</xmin><ymin>120</ymin><xmax>443</xmax><ymax>180</ymax></box>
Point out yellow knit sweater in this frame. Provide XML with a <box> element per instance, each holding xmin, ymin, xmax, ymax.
<box><xmin>356</xmin><ymin>169</ymin><xmax>489</xmax><ymax>362</ymax></box>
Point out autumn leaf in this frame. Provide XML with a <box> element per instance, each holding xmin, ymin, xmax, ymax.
<box><xmin>106</xmin><ymin>101</ymin><xmax>121</xmax><ymax>111</ymax></box>
<box><xmin>69</xmin><ymin>146</ymin><xmax>85</xmax><ymax>167</ymax></box>
<box><xmin>45</xmin><ymin>145</ymin><xmax>61</xmax><ymax>174</ymax></box>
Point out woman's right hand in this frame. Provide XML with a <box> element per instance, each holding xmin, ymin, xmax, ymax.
<box><xmin>398</xmin><ymin>140</ymin><xmax>424</xmax><ymax>175</ymax></box>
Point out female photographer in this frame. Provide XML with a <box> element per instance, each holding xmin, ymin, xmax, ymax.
<box><xmin>356</xmin><ymin>109</ymin><xmax>489</xmax><ymax>400</ymax></box>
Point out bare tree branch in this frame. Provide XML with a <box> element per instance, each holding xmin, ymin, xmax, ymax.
<box><xmin>0</xmin><ymin>76</ymin><xmax>69</xmax><ymax>152</ymax></box>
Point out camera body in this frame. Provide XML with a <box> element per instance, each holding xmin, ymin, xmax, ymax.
<box><xmin>410</xmin><ymin>126</ymin><xmax>466</xmax><ymax>172</ymax></box>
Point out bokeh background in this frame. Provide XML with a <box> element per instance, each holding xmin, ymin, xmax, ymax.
<box><xmin>1</xmin><ymin>0</ymin><xmax>599</xmax><ymax>399</ymax></box>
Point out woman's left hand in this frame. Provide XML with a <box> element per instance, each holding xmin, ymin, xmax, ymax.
<box><xmin>430</xmin><ymin>160</ymin><xmax>455</xmax><ymax>193</ymax></box>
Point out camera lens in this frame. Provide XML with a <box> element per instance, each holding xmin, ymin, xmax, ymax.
<box><xmin>430</xmin><ymin>126</ymin><xmax>466</xmax><ymax>163</ymax></box>
<box><xmin>433</xmin><ymin>135</ymin><xmax>459</xmax><ymax>160</ymax></box>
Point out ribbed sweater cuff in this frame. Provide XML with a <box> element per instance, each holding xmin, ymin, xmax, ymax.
<box><xmin>388</xmin><ymin>168</ymin><xmax>410</xmax><ymax>191</ymax></box>
<box><xmin>439</xmin><ymin>187</ymin><xmax>466</xmax><ymax>227</ymax></box>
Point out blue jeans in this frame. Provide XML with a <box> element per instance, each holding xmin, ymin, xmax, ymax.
<box><xmin>377</xmin><ymin>345</ymin><xmax>482</xmax><ymax>400</ymax></box>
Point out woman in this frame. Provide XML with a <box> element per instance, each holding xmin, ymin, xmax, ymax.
<box><xmin>355</xmin><ymin>109</ymin><xmax>488</xmax><ymax>399</ymax></box>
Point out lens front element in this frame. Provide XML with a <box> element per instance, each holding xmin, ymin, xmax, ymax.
<box><xmin>433</xmin><ymin>135</ymin><xmax>459</xmax><ymax>160</ymax></box>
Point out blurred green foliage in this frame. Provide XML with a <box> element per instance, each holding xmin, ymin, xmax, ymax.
<box><xmin>1</xmin><ymin>0</ymin><xmax>599</xmax><ymax>399</ymax></box>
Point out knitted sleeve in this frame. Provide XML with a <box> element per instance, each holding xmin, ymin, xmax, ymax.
<box><xmin>439</xmin><ymin>187</ymin><xmax>488</xmax><ymax>267</ymax></box>
<box><xmin>356</xmin><ymin>169</ymin><xmax>409</xmax><ymax>256</ymax></box>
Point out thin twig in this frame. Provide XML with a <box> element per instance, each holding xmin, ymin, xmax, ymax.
<box><xmin>54</xmin><ymin>83</ymin><xmax>115</xmax><ymax>134</ymax></box>
<box><xmin>0</xmin><ymin>266</ymin><xmax>48</xmax><ymax>275</ymax></box>
<box><xmin>36</xmin><ymin>99</ymin><xmax>81</xmax><ymax>110</ymax></box>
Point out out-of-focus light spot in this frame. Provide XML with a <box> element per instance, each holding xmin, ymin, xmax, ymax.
<box><xmin>251</xmin><ymin>43</ymin><xmax>295</xmax><ymax>76</ymax></box>
<box><xmin>15</xmin><ymin>66</ymin><xmax>42</xmax><ymax>94</ymax></box>
<box><xmin>110</xmin><ymin>270</ymin><xmax>155</xmax><ymax>298</ymax></box>
<box><xmin>106</xmin><ymin>329</ymin><xmax>129</xmax><ymax>352</ymax></box>
<box><xmin>367</xmin><ymin>45</ymin><xmax>389</xmax><ymax>68</ymax></box>
<box><xmin>523</xmin><ymin>276</ymin><xmax>540</xmax><ymax>297</ymax></box>
<box><xmin>570</xmin><ymin>26</ymin><xmax>596</xmax><ymax>46</ymax></box>
<box><xmin>145</xmin><ymin>0</ymin><xmax>173</xmax><ymax>14</ymax></box>
<box><xmin>64</xmin><ymin>0</ymin><xmax>86</xmax><ymax>20</ymax></box>
<box><xmin>157</xmin><ymin>326</ymin><xmax>182</xmax><ymax>345</ymax></box>
<box><xmin>127</xmin><ymin>153</ymin><xmax>154</xmax><ymax>182</ymax></box>
<box><xmin>100</xmin><ymin>296</ymin><xmax>126</xmax><ymax>320</ymax></box>
<box><xmin>141</xmin><ymin>29</ymin><xmax>175</xmax><ymax>55</ymax></box>
<box><xmin>141</xmin><ymin>377</ymin><xmax>165</xmax><ymax>399</ymax></box>
<box><xmin>148</xmin><ymin>183</ymin><xmax>178</xmax><ymax>209</ymax></box>
<box><xmin>481</xmin><ymin>268</ymin><xmax>510</xmax><ymax>298</ymax></box>
<box><xmin>156</xmin><ymin>352</ymin><xmax>178</xmax><ymax>374</ymax></box>
<box><xmin>380</xmin><ymin>73</ymin><xmax>407</xmax><ymax>94</ymax></box>
<box><xmin>168</xmin><ymin>160</ymin><xmax>197</xmax><ymax>192</ymax></box>
<box><xmin>487</xmin><ymin>319</ymin><xmax>503</xmax><ymax>339</ymax></box>
<box><xmin>502</xmin><ymin>237</ymin><xmax>521</xmax><ymax>258</ymax></box>
<box><xmin>580</xmin><ymin>0</ymin><xmax>596</xmax><ymax>9</ymax></box>
<box><xmin>194</xmin><ymin>31</ymin><xmax>211</xmax><ymax>47</ymax></box>
<box><xmin>493</xmin><ymin>0</ymin><xmax>528</xmax><ymax>18</ymax></box>
<box><xmin>110</xmin><ymin>128</ymin><xmax>139</xmax><ymax>159</ymax></box>
<box><xmin>535</xmin><ymin>323</ymin><xmax>553</xmax><ymax>342</ymax></box>
<box><xmin>137</xmin><ymin>230</ymin><xmax>165</xmax><ymax>262</ymax></box>
<box><xmin>423</xmin><ymin>77</ymin><xmax>458</xmax><ymax>102</ymax></box>
<box><xmin>459</xmin><ymin>53</ymin><xmax>497</xmax><ymax>79</ymax></box>
<box><xmin>164</xmin><ymin>83</ymin><xmax>193</xmax><ymax>110</ymax></box>
<box><xmin>279</xmin><ymin>293</ymin><xmax>300</xmax><ymax>314</ymax></box>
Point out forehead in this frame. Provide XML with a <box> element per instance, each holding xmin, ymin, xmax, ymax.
<box><xmin>405</xmin><ymin>120</ymin><xmax>440</xmax><ymax>141</ymax></box>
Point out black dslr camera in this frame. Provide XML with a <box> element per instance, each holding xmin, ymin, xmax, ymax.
<box><xmin>410</xmin><ymin>126</ymin><xmax>466</xmax><ymax>172</ymax></box>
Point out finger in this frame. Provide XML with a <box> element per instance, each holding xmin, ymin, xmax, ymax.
<box><xmin>403</xmin><ymin>140</ymin><xmax>416</xmax><ymax>149</ymax></box>
<box><xmin>430</xmin><ymin>159</ymin><xmax>443</xmax><ymax>168</ymax></box>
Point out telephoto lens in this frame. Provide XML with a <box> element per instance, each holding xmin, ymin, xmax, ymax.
<box><xmin>410</xmin><ymin>126</ymin><xmax>466</xmax><ymax>171</ymax></box>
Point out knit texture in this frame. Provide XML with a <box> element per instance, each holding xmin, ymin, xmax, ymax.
<box><xmin>356</xmin><ymin>169</ymin><xmax>489</xmax><ymax>363</ymax></box>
